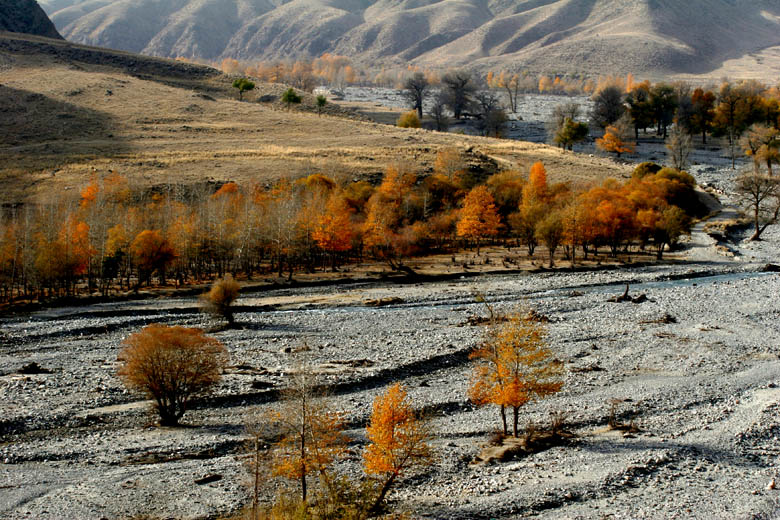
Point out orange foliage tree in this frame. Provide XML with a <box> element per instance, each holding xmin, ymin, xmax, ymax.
<box><xmin>597</xmin><ymin>119</ymin><xmax>636</xmax><ymax>158</ymax></box>
<box><xmin>312</xmin><ymin>192</ymin><xmax>354</xmax><ymax>269</ymax></box>
<box><xmin>469</xmin><ymin>309</ymin><xmax>564</xmax><ymax>437</ymax></box>
<box><xmin>364</xmin><ymin>383</ymin><xmax>433</xmax><ymax>513</ymax></box>
<box><xmin>456</xmin><ymin>185</ymin><xmax>501</xmax><ymax>254</ymax></box>
<box><xmin>130</xmin><ymin>229</ymin><xmax>176</xmax><ymax>287</ymax></box>
<box><xmin>118</xmin><ymin>324</ymin><xmax>227</xmax><ymax>426</ymax></box>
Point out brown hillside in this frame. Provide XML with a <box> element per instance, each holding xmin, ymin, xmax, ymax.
<box><xmin>0</xmin><ymin>32</ymin><xmax>630</xmax><ymax>205</ymax></box>
<box><xmin>39</xmin><ymin>0</ymin><xmax>780</xmax><ymax>79</ymax></box>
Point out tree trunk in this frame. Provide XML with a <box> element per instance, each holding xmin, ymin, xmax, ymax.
<box><xmin>500</xmin><ymin>405</ymin><xmax>507</xmax><ymax>435</ymax></box>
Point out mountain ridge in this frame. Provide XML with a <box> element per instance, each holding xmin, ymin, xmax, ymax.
<box><xmin>0</xmin><ymin>0</ymin><xmax>63</xmax><ymax>39</ymax></box>
<box><xmin>37</xmin><ymin>0</ymin><xmax>780</xmax><ymax>78</ymax></box>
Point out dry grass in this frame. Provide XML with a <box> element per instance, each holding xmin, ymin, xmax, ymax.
<box><xmin>0</xmin><ymin>34</ymin><xmax>632</xmax><ymax>204</ymax></box>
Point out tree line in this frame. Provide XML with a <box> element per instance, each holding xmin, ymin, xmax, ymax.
<box><xmin>0</xmin><ymin>156</ymin><xmax>699</xmax><ymax>304</ymax></box>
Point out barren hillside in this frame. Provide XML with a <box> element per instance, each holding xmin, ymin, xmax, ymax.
<box><xmin>0</xmin><ymin>31</ymin><xmax>630</xmax><ymax>205</ymax></box>
<box><xmin>39</xmin><ymin>0</ymin><xmax>780</xmax><ymax>79</ymax></box>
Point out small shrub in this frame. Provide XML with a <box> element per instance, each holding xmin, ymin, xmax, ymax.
<box><xmin>396</xmin><ymin>111</ymin><xmax>421</xmax><ymax>128</ymax></box>
<box><xmin>550</xmin><ymin>410</ymin><xmax>568</xmax><ymax>435</ymax></box>
<box><xmin>118</xmin><ymin>324</ymin><xmax>227</xmax><ymax>426</ymax></box>
<box><xmin>201</xmin><ymin>274</ymin><xmax>240</xmax><ymax>325</ymax></box>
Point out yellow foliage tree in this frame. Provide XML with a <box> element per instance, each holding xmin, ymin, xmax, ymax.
<box><xmin>596</xmin><ymin>123</ymin><xmax>636</xmax><ymax>158</ymax></box>
<box><xmin>469</xmin><ymin>310</ymin><xmax>564</xmax><ymax>437</ymax></box>
<box><xmin>456</xmin><ymin>185</ymin><xmax>501</xmax><ymax>254</ymax></box>
<box><xmin>364</xmin><ymin>383</ymin><xmax>433</xmax><ymax>513</ymax></box>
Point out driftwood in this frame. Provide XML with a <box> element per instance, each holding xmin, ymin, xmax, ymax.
<box><xmin>608</xmin><ymin>284</ymin><xmax>651</xmax><ymax>304</ymax></box>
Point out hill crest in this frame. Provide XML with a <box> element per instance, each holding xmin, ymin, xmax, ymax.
<box><xmin>39</xmin><ymin>0</ymin><xmax>780</xmax><ymax>78</ymax></box>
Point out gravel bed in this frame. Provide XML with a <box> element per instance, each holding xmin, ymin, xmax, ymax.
<box><xmin>2</xmin><ymin>249</ymin><xmax>780</xmax><ymax>519</ymax></box>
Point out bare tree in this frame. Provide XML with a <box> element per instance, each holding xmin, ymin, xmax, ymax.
<box><xmin>441</xmin><ymin>70</ymin><xmax>476</xmax><ymax>120</ymax></box>
<box><xmin>590</xmin><ymin>86</ymin><xmax>625</xmax><ymax>128</ymax></box>
<box><xmin>736</xmin><ymin>171</ymin><xmax>780</xmax><ymax>240</ymax></box>
<box><xmin>403</xmin><ymin>72</ymin><xmax>429</xmax><ymax>119</ymax></box>
<box><xmin>474</xmin><ymin>90</ymin><xmax>507</xmax><ymax>137</ymax></box>
<box><xmin>665</xmin><ymin>125</ymin><xmax>693</xmax><ymax>170</ymax></box>
<box><xmin>428</xmin><ymin>91</ymin><xmax>450</xmax><ymax>132</ymax></box>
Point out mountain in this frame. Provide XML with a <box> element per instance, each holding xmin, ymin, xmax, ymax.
<box><xmin>39</xmin><ymin>0</ymin><xmax>780</xmax><ymax>78</ymax></box>
<box><xmin>1</xmin><ymin>0</ymin><xmax>63</xmax><ymax>39</ymax></box>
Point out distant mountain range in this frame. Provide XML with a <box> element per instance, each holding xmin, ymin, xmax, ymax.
<box><xmin>1</xmin><ymin>0</ymin><xmax>62</xmax><ymax>39</ymax></box>
<box><xmin>37</xmin><ymin>0</ymin><xmax>780</xmax><ymax>77</ymax></box>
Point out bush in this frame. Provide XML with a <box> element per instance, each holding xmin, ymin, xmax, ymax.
<box><xmin>632</xmin><ymin>161</ymin><xmax>662</xmax><ymax>179</ymax></box>
<box><xmin>201</xmin><ymin>274</ymin><xmax>240</xmax><ymax>325</ymax></box>
<box><xmin>118</xmin><ymin>324</ymin><xmax>227</xmax><ymax>426</ymax></box>
<box><xmin>232</xmin><ymin>78</ymin><xmax>255</xmax><ymax>101</ymax></box>
<box><xmin>281</xmin><ymin>88</ymin><xmax>302</xmax><ymax>110</ymax></box>
<box><xmin>396</xmin><ymin>111</ymin><xmax>421</xmax><ymax>128</ymax></box>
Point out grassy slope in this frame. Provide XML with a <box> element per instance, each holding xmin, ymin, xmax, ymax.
<box><xmin>0</xmin><ymin>32</ymin><xmax>631</xmax><ymax>205</ymax></box>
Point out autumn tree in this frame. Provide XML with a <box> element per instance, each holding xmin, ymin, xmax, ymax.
<box><xmin>469</xmin><ymin>310</ymin><xmax>564</xmax><ymax>437</ymax></box>
<box><xmin>266</xmin><ymin>357</ymin><xmax>349</xmax><ymax>505</ymax></box>
<box><xmin>736</xmin><ymin>171</ymin><xmax>780</xmax><ymax>240</ymax></box>
<box><xmin>535</xmin><ymin>211</ymin><xmax>564</xmax><ymax>267</ymax></box>
<box><xmin>201</xmin><ymin>274</ymin><xmax>240</xmax><ymax>326</ymax></box>
<box><xmin>547</xmin><ymin>102</ymin><xmax>580</xmax><ymax>144</ymax></box>
<box><xmin>714</xmin><ymin>82</ymin><xmax>749</xmax><ymax>169</ymax></box>
<box><xmin>364</xmin><ymin>383</ymin><xmax>433</xmax><ymax>514</ymax></box>
<box><xmin>498</xmin><ymin>72</ymin><xmax>521</xmax><ymax>113</ymax></box>
<box><xmin>312</xmin><ymin>192</ymin><xmax>354</xmax><ymax>269</ymax></box>
<box><xmin>596</xmin><ymin>114</ymin><xmax>636</xmax><ymax>158</ymax></box>
<box><xmin>742</xmin><ymin>124</ymin><xmax>780</xmax><ymax>175</ymax></box>
<box><xmin>130</xmin><ymin>229</ymin><xmax>176</xmax><ymax>287</ymax></box>
<box><xmin>118</xmin><ymin>324</ymin><xmax>227</xmax><ymax>426</ymax></box>
<box><xmin>626</xmin><ymin>81</ymin><xmax>653</xmax><ymax>140</ymax></box>
<box><xmin>690</xmin><ymin>88</ymin><xmax>716</xmax><ymax>144</ymax></box>
<box><xmin>403</xmin><ymin>71</ymin><xmax>429</xmax><ymax>119</ymax></box>
<box><xmin>456</xmin><ymin>185</ymin><xmax>501</xmax><ymax>254</ymax></box>
<box><xmin>233</xmin><ymin>78</ymin><xmax>255</xmax><ymax>101</ymax></box>
<box><xmin>363</xmin><ymin>167</ymin><xmax>418</xmax><ymax>269</ymax></box>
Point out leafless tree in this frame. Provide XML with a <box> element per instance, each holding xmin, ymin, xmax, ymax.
<box><xmin>665</xmin><ymin>125</ymin><xmax>693</xmax><ymax>170</ymax></box>
<box><xmin>736</xmin><ymin>171</ymin><xmax>780</xmax><ymax>240</ymax></box>
<box><xmin>403</xmin><ymin>72</ymin><xmax>429</xmax><ymax>119</ymax></box>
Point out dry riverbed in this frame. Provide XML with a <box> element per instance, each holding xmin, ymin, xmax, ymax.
<box><xmin>2</xmin><ymin>214</ymin><xmax>780</xmax><ymax>519</ymax></box>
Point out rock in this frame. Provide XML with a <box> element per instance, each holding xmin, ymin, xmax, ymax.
<box><xmin>760</xmin><ymin>264</ymin><xmax>780</xmax><ymax>273</ymax></box>
<box><xmin>18</xmin><ymin>362</ymin><xmax>52</xmax><ymax>374</ymax></box>
<box><xmin>364</xmin><ymin>297</ymin><xmax>404</xmax><ymax>307</ymax></box>
<box><xmin>194</xmin><ymin>474</ymin><xmax>222</xmax><ymax>485</ymax></box>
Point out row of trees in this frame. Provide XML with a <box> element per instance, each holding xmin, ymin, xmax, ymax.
<box><xmin>214</xmin><ymin>53</ymin><xmax>637</xmax><ymax>98</ymax></box>
<box><xmin>0</xmin><ymin>156</ymin><xmax>698</xmax><ymax>304</ymax></box>
<box><xmin>587</xmin><ymin>79</ymin><xmax>780</xmax><ymax>168</ymax></box>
